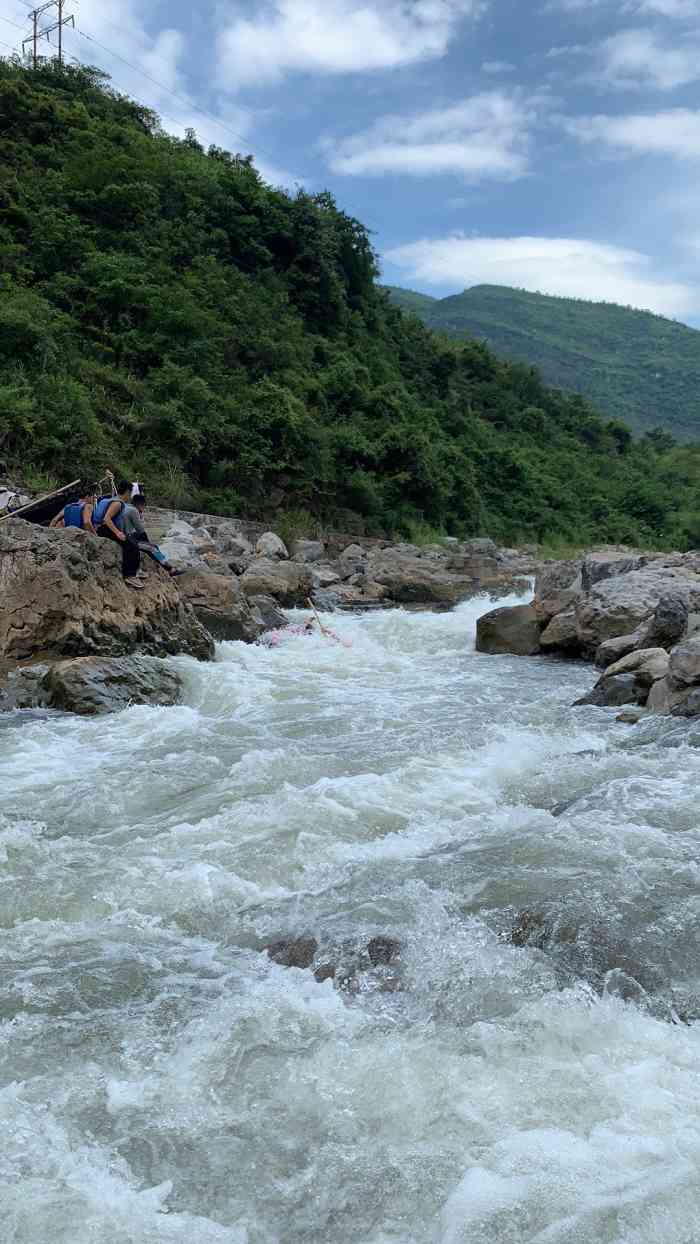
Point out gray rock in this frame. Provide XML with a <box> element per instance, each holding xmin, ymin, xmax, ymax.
<box><xmin>177</xmin><ymin>571</ymin><xmax>263</xmax><ymax>643</ymax></box>
<box><xmin>534</xmin><ymin>560</ymin><xmax>582</xmax><ymax>623</ymax></box>
<box><xmin>312</xmin><ymin>565</ymin><xmax>342</xmax><ymax>588</ymax></box>
<box><xmin>462</xmin><ymin>537</ymin><xmax>499</xmax><ymax>558</ymax></box>
<box><xmin>539</xmin><ymin>609</ymin><xmax>579</xmax><ymax>652</ymax></box>
<box><xmin>159</xmin><ymin>519</ymin><xmax>217</xmax><ymax>570</ymax></box>
<box><xmin>670</xmin><ymin>689</ymin><xmax>700</xmax><ymax>718</ymax></box>
<box><xmin>255</xmin><ymin>532</ymin><xmax>289</xmax><ymax>560</ymax></box>
<box><xmin>476</xmin><ymin>604</ymin><xmax>542</xmax><ymax>656</ymax></box>
<box><xmin>212</xmin><ymin>523</ymin><xmax>253</xmax><ymax>558</ymax></box>
<box><xmin>241</xmin><ymin>558</ymin><xmax>314</xmax><ymax>607</ymax></box>
<box><xmin>0</xmin><ymin>519</ymin><xmax>213</xmax><ymax>663</ymax></box>
<box><xmin>574</xmin><ymin>673</ymin><xmax>639</xmax><ymax>708</ymax></box>
<box><xmin>616</xmin><ymin>708</ymin><xmax>646</xmax><ymax>724</ymax></box>
<box><xmin>39</xmin><ymin>656</ymin><xmax>182</xmax><ymax>715</ymax></box>
<box><xmin>339</xmin><ymin>543</ymin><xmax>366</xmax><ymax>562</ymax></box>
<box><xmin>247</xmin><ymin>595</ymin><xmax>288</xmax><ymax>630</ymax></box>
<box><xmin>595</xmin><ymin>632</ymin><xmax>641</xmax><ymax>669</ymax></box>
<box><xmin>581</xmin><ymin>550</ymin><xmax>648</xmax><ymax>593</ymax></box>
<box><xmin>0</xmin><ymin>664</ymin><xmax>51</xmax><ymax>711</ymax></box>
<box><xmin>292</xmin><ymin>539</ymin><xmax>325</xmax><ymax>564</ymax></box>
<box><xmin>636</xmin><ymin>593</ymin><xmax>688</xmax><ymax>650</ymax></box>
<box><xmin>575</xmin><ymin>567</ymin><xmax>700</xmax><ymax>657</ymax></box>
<box><xmin>669</xmin><ymin>635</ymin><xmax>700</xmax><ymax>688</ymax></box>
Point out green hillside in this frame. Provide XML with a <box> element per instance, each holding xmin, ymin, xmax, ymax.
<box><xmin>385</xmin><ymin>284</ymin><xmax>700</xmax><ymax>441</ymax></box>
<box><xmin>3</xmin><ymin>59</ymin><xmax>700</xmax><ymax>549</ymax></box>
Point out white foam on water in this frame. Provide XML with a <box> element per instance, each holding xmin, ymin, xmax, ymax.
<box><xmin>4</xmin><ymin>587</ymin><xmax>700</xmax><ymax>1242</ymax></box>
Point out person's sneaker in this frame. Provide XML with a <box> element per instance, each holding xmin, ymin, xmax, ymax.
<box><xmin>124</xmin><ymin>577</ymin><xmax>145</xmax><ymax>590</ymax></box>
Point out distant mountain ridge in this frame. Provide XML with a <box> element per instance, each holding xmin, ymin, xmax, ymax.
<box><xmin>384</xmin><ymin>284</ymin><xmax>700</xmax><ymax>442</ymax></box>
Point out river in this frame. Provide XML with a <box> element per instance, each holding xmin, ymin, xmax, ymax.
<box><xmin>2</xmin><ymin>590</ymin><xmax>700</xmax><ymax>1243</ymax></box>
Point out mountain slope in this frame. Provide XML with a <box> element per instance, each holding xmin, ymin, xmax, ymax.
<box><xmin>3</xmin><ymin>59</ymin><xmax>700</xmax><ymax>549</ymax></box>
<box><xmin>385</xmin><ymin>284</ymin><xmax>700</xmax><ymax>441</ymax></box>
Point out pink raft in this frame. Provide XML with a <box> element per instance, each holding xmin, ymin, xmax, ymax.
<box><xmin>260</xmin><ymin>624</ymin><xmax>352</xmax><ymax>649</ymax></box>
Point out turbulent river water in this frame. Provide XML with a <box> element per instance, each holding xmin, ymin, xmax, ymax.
<box><xmin>3</xmin><ymin>590</ymin><xmax>700</xmax><ymax>1243</ymax></box>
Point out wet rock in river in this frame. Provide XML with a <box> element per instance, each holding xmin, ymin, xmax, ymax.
<box><xmin>367</xmin><ymin>936</ymin><xmax>401</xmax><ymax>966</ymax></box>
<box><xmin>266</xmin><ymin>937</ymin><xmax>318</xmax><ymax>969</ymax></box>
<box><xmin>476</xmin><ymin>604</ymin><xmax>542</xmax><ymax>656</ymax></box>
<box><xmin>510</xmin><ymin>910</ymin><xmax>550</xmax><ymax>949</ymax></box>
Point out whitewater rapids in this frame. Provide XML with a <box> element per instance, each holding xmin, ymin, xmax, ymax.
<box><xmin>3</xmin><ymin>590</ymin><xmax>700</xmax><ymax>1243</ymax></box>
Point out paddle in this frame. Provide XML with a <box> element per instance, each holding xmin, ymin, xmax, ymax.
<box><xmin>307</xmin><ymin>596</ymin><xmax>330</xmax><ymax>637</ymax></box>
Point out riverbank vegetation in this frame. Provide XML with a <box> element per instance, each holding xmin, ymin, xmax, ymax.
<box><xmin>2</xmin><ymin>58</ymin><xmax>700</xmax><ymax>547</ymax></box>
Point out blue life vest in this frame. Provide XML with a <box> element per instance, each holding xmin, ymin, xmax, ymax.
<box><xmin>93</xmin><ymin>496</ymin><xmax>125</xmax><ymax>530</ymax></box>
<box><xmin>63</xmin><ymin>501</ymin><xmax>86</xmax><ymax>529</ymax></box>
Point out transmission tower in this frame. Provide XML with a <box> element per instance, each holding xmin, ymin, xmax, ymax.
<box><xmin>23</xmin><ymin>1</ymin><xmax>74</xmax><ymax>69</ymax></box>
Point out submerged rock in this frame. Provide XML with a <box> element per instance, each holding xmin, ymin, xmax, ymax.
<box><xmin>367</xmin><ymin>936</ymin><xmax>401</xmax><ymax>966</ymax></box>
<box><xmin>0</xmin><ymin>518</ymin><xmax>214</xmax><ymax>663</ymax></box>
<box><xmin>40</xmin><ymin>656</ymin><xmax>182</xmax><ymax>715</ymax></box>
<box><xmin>0</xmin><ymin>656</ymin><xmax>182</xmax><ymax>715</ymax></box>
<box><xmin>476</xmin><ymin>604</ymin><xmax>541</xmax><ymax>656</ymax></box>
<box><xmin>510</xmin><ymin>910</ymin><xmax>550</xmax><ymax>949</ymax></box>
<box><xmin>266</xmin><ymin>937</ymin><xmax>318</xmax><ymax>969</ymax></box>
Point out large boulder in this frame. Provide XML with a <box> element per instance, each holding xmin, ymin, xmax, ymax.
<box><xmin>40</xmin><ymin>656</ymin><xmax>182</xmax><ymax>715</ymax></box>
<box><xmin>255</xmin><ymin>532</ymin><xmax>288</xmax><ymax>560</ymax></box>
<box><xmin>247</xmin><ymin>595</ymin><xmax>288</xmax><ymax>630</ymax></box>
<box><xmin>370</xmin><ymin>556</ymin><xmax>477</xmax><ymax>605</ymax></box>
<box><xmin>476</xmin><ymin>604</ymin><xmax>542</xmax><ymax>656</ymax></box>
<box><xmin>0</xmin><ymin>656</ymin><xmax>182</xmax><ymax>715</ymax></box>
<box><xmin>580</xmin><ymin>549</ymin><xmax>648</xmax><ymax>593</ymax></box>
<box><xmin>0</xmin><ymin>519</ymin><xmax>214</xmax><ymax>662</ymax></box>
<box><xmin>575</xmin><ymin>567</ymin><xmax>700</xmax><ymax>657</ymax></box>
<box><xmin>177</xmin><ymin>571</ymin><xmax>264</xmax><ymax>643</ymax></box>
<box><xmin>240</xmin><ymin>558</ymin><xmax>314</xmax><ymax>607</ymax></box>
<box><xmin>534</xmin><ymin>560</ymin><xmax>582</xmax><ymax>623</ymax></box>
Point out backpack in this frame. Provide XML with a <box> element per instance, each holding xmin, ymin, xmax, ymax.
<box><xmin>93</xmin><ymin>496</ymin><xmax>125</xmax><ymax>530</ymax></box>
<box><xmin>63</xmin><ymin>501</ymin><xmax>86</xmax><ymax>529</ymax></box>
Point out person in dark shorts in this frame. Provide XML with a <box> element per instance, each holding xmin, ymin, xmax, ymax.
<box><xmin>92</xmin><ymin>479</ymin><xmax>143</xmax><ymax>588</ymax></box>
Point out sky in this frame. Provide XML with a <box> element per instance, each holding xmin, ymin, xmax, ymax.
<box><xmin>3</xmin><ymin>0</ymin><xmax>700</xmax><ymax>324</ymax></box>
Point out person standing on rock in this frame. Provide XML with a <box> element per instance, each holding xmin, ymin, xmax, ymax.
<box><xmin>92</xmin><ymin>479</ymin><xmax>143</xmax><ymax>588</ymax></box>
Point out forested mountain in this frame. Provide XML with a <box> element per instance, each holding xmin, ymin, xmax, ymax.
<box><xmin>2</xmin><ymin>58</ymin><xmax>700</xmax><ymax>548</ymax></box>
<box><xmin>385</xmin><ymin>284</ymin><xmax>700</xmax><ymax>442</ymax></box>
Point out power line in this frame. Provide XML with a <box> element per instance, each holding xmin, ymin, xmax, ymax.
<box><xmin>0</xmin><ymin>15</ymin><xmax>29</xmax><ymax>31</ymax></box>
<box><xmin>72</xmin><ymin>23</ymin><xmax>261</xmax><ymax>157</ymax></box>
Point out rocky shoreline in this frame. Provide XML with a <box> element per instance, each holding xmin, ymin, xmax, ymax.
<box><xmin>0</xmin><ymin>512</ymin><xmax>534</xmax><ymax>716</ymax></box>
<box><xmin>477</xmin><ymin>547</ymin><xmax>700</xmax><ymax>720</ymax></box>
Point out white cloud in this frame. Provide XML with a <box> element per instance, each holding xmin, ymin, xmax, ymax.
<box><xmin>384</xmin><ymin>234</ymin><xmax>696</xmax><ymax>315</ymax></box>
<box><xmin>322</xmin><ymin>91</ymin><xmax>539</xmax><ymax>181</ymax></box>
<box><xmin>217</xmin><ymin>0</ymin><xmax>482</xmax><ymax>89</ymax></box>
<box><xmin>598</xmin><ymin>27</ymin><xmax>700</xmax><ymax>90</ymax></box>
<box><xmin>566</xmin><ymin>107</ymin><xmax>700</xmax><ymax>158</ymax></box>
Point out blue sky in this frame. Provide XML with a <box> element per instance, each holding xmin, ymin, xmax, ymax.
<box><xmin>3</xmin><ymin>0</ymin><xmax>700</xmax><ymax>323</ymax></box>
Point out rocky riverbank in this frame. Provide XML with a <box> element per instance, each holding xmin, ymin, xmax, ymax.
<box><xmin>0</xmin><ymin>512</ymin><xmax>535</xmax><ymax>716</ymax></box>
<box><xmin>477</xmin><ymin>547</ymin><xmax>700</xmax><ymax>719</ymax></box>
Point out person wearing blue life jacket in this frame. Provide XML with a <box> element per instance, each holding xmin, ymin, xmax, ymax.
<box><xmin>50</xmin><ymin>486</ymin><xmax>98</xmax><ymax>533</ymax></box>
<box><xmin>93</xmin><ymin>479</ymin><xmax>143</xmax><ymax>588</ymax></box>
